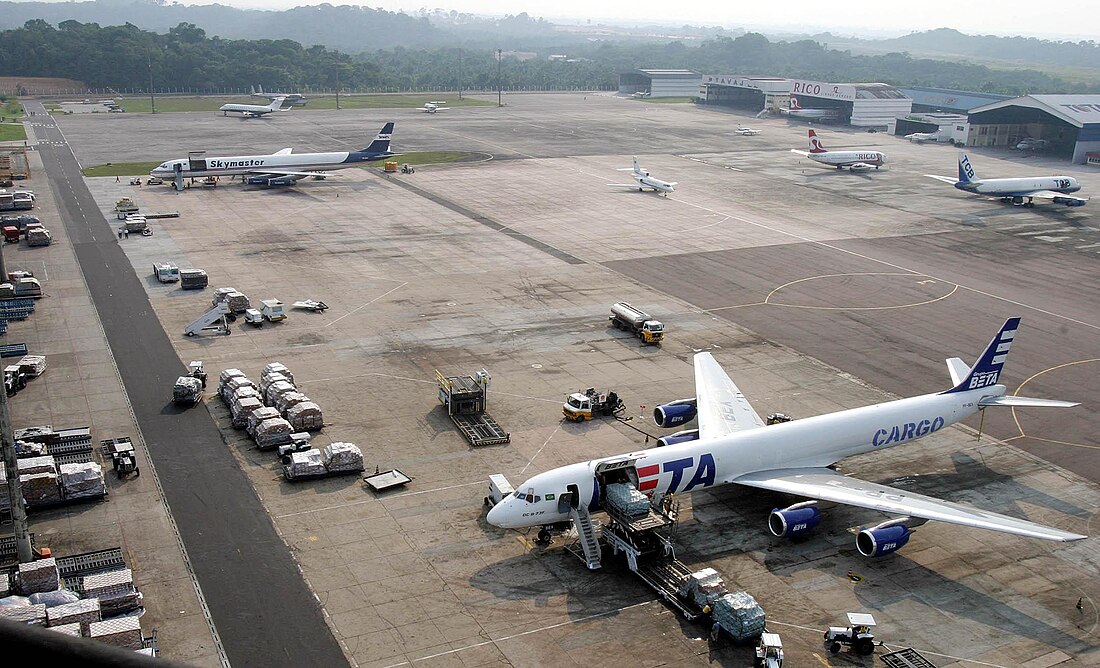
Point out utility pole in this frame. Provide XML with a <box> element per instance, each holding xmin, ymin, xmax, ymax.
<box><xmin>1</xmin><ymin>357</ymin><xmax>32</xmax><ymax>563</ymax></box>
<box><xmin>457</xmin><ymin>48</ymin><xmax>463</xmax><ymax>101</ymax></box>
<box><xmin>148</xmin><ymin>51</ymin><xmax>156</xmax><ymax>114</ymax></box>
<box><xmin>496</xmin><ymin>49</ymin><xmax>503</xmax><ymax>107</ymax></box>
<box><xmin>335</xmin><ymin>66</ymin><xmax>340</xmax><ymax>110</ymax></box>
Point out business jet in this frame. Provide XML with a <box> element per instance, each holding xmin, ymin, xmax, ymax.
<box><xmin>219</xmin><ymin>97</ymin><xmax>288</xmax><ymax>118</ymax></box>
<box><xmin>632</xmin><ymin>90</ymin><xmax>651</xmax><ymax>99</ymax></box>
<box><xmin>149</xmin><ymin>122</ymin><xmax>397</xmax><ymax>188</ymax></box>
<box><xmin>608</xmin><ymin>157</ymin><xmax>676</xmax><ymax>195</ymax></box>
<box><xmin>780</xmin><ymin>96</ymin><xmax>840</xmax><ymax>121</ymax></box>
<box><xmin>487</xmin><ymin>317</ymin><xmax>1086</xmax><ymax>556</ymax></box>
<box><xmin>926</xmin><ymin>153</ymin><xmax>1087</xmax><ymax>207</ymax></box>
<box><xmin>905</xmin><ymin>131</ymin><xmax>940</xmax><ymax>144</ymax></box>
<box><xmin>735</xmin><ymin>125</ymin><xmax>760</xmax><ymax>136</ymax></box>
<box><xmin>251</xmin><ymin>85</ymin><xmax>307</xmax><ymax>106</ymax></box>
<box><xmin>420</xmin><ymin>102</ymin><xmax>450</xmax><ymax>113</ymax></box>
<box><xmin>791</xmin><ymin>130</ymin><xmax>887</xmax><ymax>171</ymax></box>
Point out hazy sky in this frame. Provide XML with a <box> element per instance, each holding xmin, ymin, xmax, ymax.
<box><xmin>128</xmin><ymin>0</ymin><xmax>1098</xmax><ymax>40</ymax></box>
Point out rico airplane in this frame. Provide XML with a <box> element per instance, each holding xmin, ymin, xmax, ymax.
<box><xmin>791</xmin><ymin>130</ymin><xmax>887</xmax><ymax>171</ymax></box>
<box><xmin>926</xmin><ymin>153</ymin><xmax>1087</xmax><ymax>207</ymax></box>
<box><xmin>487</xmin><ymin>317</ymin><xmax>1086</xmax><ymax>556</ymax></box>
<box><xmin>219</xmin><ymin>96</ymin><xmax>288</xmax><ymax>118</ymax></box>
<box><xmin>149</xmin><ymin>122</ymin><xmax>397</xmax><ymax>188</ymax></box>
<box><xmin>608</xmin><ymin>157</ymin><xmax>676</xmax><ymax>195</ymax></box>
<box><xmin>251</xmin><ymin>85</ymin><xmax>307</xmax><ymax>106</ymax></box>
<box><xmin>780</xmin><ymin>95</ymin><xmax>841</xmax><ymax>121</ymax></box>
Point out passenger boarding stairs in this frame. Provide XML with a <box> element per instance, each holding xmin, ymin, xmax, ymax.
<box><xmin>184</xmin><ymin>303</ymin><xmax>231</xmax><ymax>337</ymax></box>
<box><xmin>561</xmin><ymin>494</ymin><xmax>602</xmax><ymax>570</ymax></box>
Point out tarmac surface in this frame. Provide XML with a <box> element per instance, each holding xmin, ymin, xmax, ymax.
<box><xmin>17</xmin><ymin>92</ymin><xmax>1100</xmax><ymax>667</ymax></box>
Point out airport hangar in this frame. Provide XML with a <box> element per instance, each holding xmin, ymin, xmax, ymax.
<box><xmin>618</xmin><ymin>68</ymin><xmax>703</xmax><ymax>97</ymax></box>
<box><xmin>699</xmin><ymin>75</ymin><xmax>913</xmax><ymax>127</ymax></box>
<box><xmin>964</xmin><ymin>94</ymin><xmax>1100</xmax><ymax>163</ymax></box>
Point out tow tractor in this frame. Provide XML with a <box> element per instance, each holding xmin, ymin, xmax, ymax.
<box><xmin>101</xmin><ymin>437</ymin><xmax>139</xmax><ymax>478</ymax></box>
<box><xmin>754</xmin><ymin>632</ymin><xmax>784</xmax><ymax>667</ymax></box>
<box><xmin>172</xmin><ymin>361</ymin><xmax>207</xmax><ymax>406</ymax></box>
<box><xmin>824</xmin><ymin>612</ymin><xmax>877</xmax><ymax>656</ymax></box>
<box><xmin>563</xmin><ymin>388</ymin><xmax>624</xmax><ymax>422</ymax></box>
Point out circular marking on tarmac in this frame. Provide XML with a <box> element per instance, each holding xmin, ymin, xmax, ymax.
<box><xmin>1009</xmin><ymin>358</ymin><xmax>1100</xmax><ymax>450</ymax></box>
<box><xmin>763</xmin><ymin>272</ymin><xmax>959</xmax><ymax>311</ymax></box>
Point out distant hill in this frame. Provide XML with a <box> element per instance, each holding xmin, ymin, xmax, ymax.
<box><xmin>0</xmin><ymin>0</ymin><xmax>443</xmax><ymax>51</ymax></box>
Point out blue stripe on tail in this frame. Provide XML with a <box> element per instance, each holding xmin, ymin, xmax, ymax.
<box><xmin>942</xmin><ymin>317</ymin><xmax>1020</xmax><ymax>394</ymax></box>
<box><xmin>958</xmin><ymin>152</ymin><xmax>977</xmax><ymax>184</ymax></box>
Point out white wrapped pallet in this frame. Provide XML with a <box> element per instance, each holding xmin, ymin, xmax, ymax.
<box><xmin>605</xmin><ymin>482</ymin><xmax>651</xmax><ymax>518</ymax></box>
<box><xmin>712</xmin><ymin>591</ymin><xmax>767</xmax><ymax>642</ymax></box>
<box><xmin>284</xmin><ymin>449</ymin><xmax>325</xmax><ymax>479</ymax></box>
<box><xmin>17</xmin><ymin>455</ymin><xmax>56</xmax><ymax>476</ymax></box>
<box><xmin>20</xmin><ymin>472</ymin><xmax>62</xmax><ymax>506</ymax></box>
<box><xmin>46</xmin><ymin>598</ymin><xmax>101</xmax><ymax>627</ymax></box>
<box><xmin>17</xmin><ymin>355</ymin><xmax>47</xmax><ymax>377</ymax></box>
<box><xmin>59</xmin><ymin>462</ymin><xmax>107</xmax><ymax>499</ymax></box>
<box><xmin>218</xmin><ymin>368</ymin><xmax>246</xmax><ymax>386</ymax></box>
<box><xmin>88</xmin><ymin>616</ymin><xmax>143</xmax><ymax>649</ymax></box>
<box><xmin>231</xmin><ymin>397</ymin><xmax>264</xmax><ymax>429</ymax></box>
<box><xmin>83</xmin><ymin>569</ymin><xmax>140</xmax><ymax>615</ymax></box>
<box><xmin>287</xmin><ymin>402</ymin><xmax>324</xmax><ymax>431</ymax></box>
<box><xmin>229</xmin><ymin>386</ymin><xmax>261</xmax><ymax>409</ymax></box>
<box><xmin>322</xmin><ymin>442</ymin><xmax>363</xmax><ymax>473</ymax></box>
<box><xmin>0</xmin><ymin>603</ymin><xmax>47</xmax><ymax>625</ymax></box>
<box><xmin>48</xmin><ymin>623</ymin><xmax>82</xmax><ymax>636</ymax></box>
<box><xmin>221</xmin><ymin>376</ymin><xmax>256</xmax><ymax>405</ymax></box>
<box><xmin>262</xmin><ymin>362</ymin><xmax>294</xmax><ymax>385</ymax></box>
<box><xmin>18</xmin><ymin>558</ymin><xmax>60</xmax><ymax>594</ymax></box>
<box><xmin>275</xmin><ymin>391</ymin><xmax>310</xmax><ymax>415</ymax></box>
<box><xmin>264</xmin><ymin>380</ymin><xmax>296</xmax><ymax>407</ymax></box>
<box><xmin>259</xmin><ymin>373</ymin><xmax>293</xmax><ymax>399</ymax></box>
<box><xmin>255</xmin><ymin>417</ymin><xmax>294</xmax><ymax>449</ymax></box>
<box><xmin>247</xmin><ymin>407</ymin><xmax>281</xmax><ymax>437</ymax></box>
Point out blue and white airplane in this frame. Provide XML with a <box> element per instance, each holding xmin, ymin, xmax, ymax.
<box><xmin>488</xmin><ymin>318</ymin><xmax>1086</xmax><ymax>556</ymax></box>
<box><xmin>926</xmin><ymin>153</ymin><xmax>1088</xmax><ymax>207</ymax></box>
<box><xmin>149</xmin><ymin>122</ymin><xmax>397</xmax><ymax>187</ymax></box>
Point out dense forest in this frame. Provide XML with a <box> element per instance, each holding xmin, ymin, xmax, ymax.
<box><xmin>1</xmin><ymin>20</ymin><xmax>1097</xmax><ymax>96</ymax></box>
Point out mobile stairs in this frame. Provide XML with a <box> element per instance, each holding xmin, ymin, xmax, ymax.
<box><xmin>184</xmin><ymin>303</ymin><xmax>231</xmax><ymax>337</ymax></box>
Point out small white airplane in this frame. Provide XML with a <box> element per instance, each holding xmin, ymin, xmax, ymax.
<box><xmin>780</xmin><ymin>95</ymin><xmax>840</xmax><ymax>121</ymax></box>
<box><xmin>608</xmin><ymin>157</ymin><xmax>676</xmax><ymax>195</ymax></box>
<box><xmin>219</xmin><ymin>96</ymin><xmax>288</xmax><ymax>118</ymax></box>
<box><xmin>926</xmin><ymin>152</ymin><xmax>1087</xmax><ymax>207</ymax></box>
<box><xmin>251</xmin><ymin>85</ymin><xmax>307</xmax><ymax>106</ymax></box>
<box><xmin>420</xmin><ymin>102</ymin><xmax>450</xmax><ymax>113</ymax></box>
<box><xmin>735</xmin><ymin>125</ymin><xmax>760</xmax><ymax>136</ymax></box>
<box><xmin>905</xmin><ymin>131</ymin><xmax>941</xmax><ymax>144</ymax></box>
<box><xmin>791</xmin><ymin>130</ymin><xmax>887</xmax><ymax>171</ymax></box>
<box><xmin>1015</xmin><ymin>138</ymin><xmax>1050</xmax><ymax>151</ymax></box>
<box><xmin>488</xmin><ymin>318</ymin><xmax>1086</xmax><ymax>556</ymax></box>
<box><xmin>632</xmin><ymin>90</ymin><xmax>651</xmax><ymax>99</ymax></box>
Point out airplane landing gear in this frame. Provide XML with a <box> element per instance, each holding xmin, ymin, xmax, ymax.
<box><xmin>536</xmin><ymin>528</ymin><xmax>552</xmax><ymax>544</ymax></box>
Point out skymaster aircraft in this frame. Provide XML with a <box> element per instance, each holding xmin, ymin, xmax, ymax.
<box><xmin>487</xmin><ymin>318</ymin><xmax>1086</xmax><ymax>556</ymax></box>
<box><xmin>607</xmin><ymin>157</ymin><xmax>676</xmax><ymax>195</ymax></box>
<box><xmin>926</xmin><ymin>152</ymin><xmax>1087</xmax><ymax>207</ymax></box>
<box><xmin>149</xmin><ymin>122</ymin><xmax>397</xmax><ymax>188</ymax></box>
<box><xmin>219</xmin><ymin>96</ymin><xmax>288</xmax><ymax>118</ymax></box>
<box><xmin>791</xmin><ymin>130</ymin><xmax>887</xmax><ymax>171</ymax></box>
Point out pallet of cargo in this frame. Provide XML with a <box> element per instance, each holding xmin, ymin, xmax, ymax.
<box><xmin>58</xmin><ymin>547</ymin><xmax>127</xmax><ymax>592</ymax></box>
<box><xmin>283</xmin><ymin>464</ymin><xmax>364</xmax><ymax>482</ymax></box>
<box><xmin>26</xmin><ymin>489</ymin><xmax>107</xmax><ymax>512</ymax></box>
<box><xmin>363</xmin><ymin>468</ymin><xmax>412</xmax><ymax>492</ymax></box>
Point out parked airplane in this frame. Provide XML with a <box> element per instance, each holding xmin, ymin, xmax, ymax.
<box><xmin>926</xmin><ymin>153</ymin><xmax>1087</xmax><ymax>207</ymax></box>
<box><xmin>488</xmin><ymin>318</ymin><xmax>1085</xmax><ymax>555</ymax></box>
<box><xmin>905</xmin><ymin>131</ymin><xmax>941</xmax><ymax>144</ymax></box>
<box><xmin>420</xmin><ymin>102</ymin><xmax>450</xmax><ymax>113</ymax></box>
<box><xmin>1015</xmin><ymin>138</ymin><xmax>1050</xmax><ymax>151</ymax></box>
<box><xmin>631</xmin><ymin>90</ymin><xmax>651</xmax><ymax>99</ymax></box>
<box><xmin>219</xmin><ymin>96</ymin><xmax>288</xmax><ymax>118</ymax></box>
<box><xmin>735</xmin><ymin>125</ymin><xmax>760</xmax><ymax>136</ymax></box>
<box><xmin>790</xmin><ymin>130</ymin><xmax>887</xmax><ymax>171</ymax></box>
<box><xmin>780</xmin><ymin>96</ymin><xmax>840</xmax><ymax>121</ymax></box>
<box><xmin>148</xmin><ymin>122</ymin><xmax>397</xmax><ymax>188</ymax></box>
<box><xmin>250</xmin><ymin>85</ymin><xmax>308</xmax><ymax>106</ymax></box>
<box><xmin>607</xmin><ymin>157</ymin><xmax>676</xmax><ymax>195</ymax></box>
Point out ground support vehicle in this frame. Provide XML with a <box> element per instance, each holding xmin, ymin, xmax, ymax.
<box><xmin>243</xmin><ymin>309</ymin><xmax>264</xmax><ymax>327</ymax></box>
<box><xmin>114</xmin><ymin>198</ymin><xmax>139</xmax><ymax>219</ymax></box>
<box><xmin>754</xmin><ymin>633</ymin><xmax>784</xmax><ymax>667</ymax></box>
<box><xmin>184</xmin><ymin>303</ymin><xmax>231</xmax><ymax>337</ymax></box>
<box><xmin>292</xmin><ymin>299</ymin><xmax>328</xmax><ymax>312</ymax></box>
<box><xmin>180</xmin><ymin>269</ymin><xmax>208</xmax><ymax>290</ymax></box>
<box><xmin>484</xmin><ymin>474</ymin><xmax>515</xmax><ymax>507</ymax></box>
<box><xmin>260</xmin><ymin>299</ymin><xmax>286</xmax><ymax>322</ymax></box>
<box><xmin>436</xmin><ymin>369</ymin><xmax>510</xmax><ymax>446</ymax></box>
<box><xmin>609</xmin><ymin>302</ymin><xmax>664</xmax><ymax>344</ymax></box>
<box><xmin>153</xmin><ymin>262</ymin><xmax>179</xmax><ymax>283</ymax></box>
<box><xmin>101</xmin><ymin>437</ymin><xmax>139</xmax><ymax>478</ymax></box>
<box><xmin>824</xmin><ymin>613</ymin><xmax>877</xmax><ymax>656</ymax></box>
<box><xmin>563</xmin><ymin>387</ymin><xmax>624</xmax><ymax>422</ymax></box>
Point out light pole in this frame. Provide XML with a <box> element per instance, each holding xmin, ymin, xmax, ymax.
<box><xmin>335</xmin><ymin>66</ymin><xmax>340</xmax><ymax>110</ymax></box>
<box><xmin>496</xmin><ymin>49</ymin><xmax>502</xmax><ymax>107</ymax></box>
<box><xmin>457</xmin><ymin>48</ymin><xmax>463</xmax><ymax>101</ymax></box>
<box><xmin>148</xmin><ymin>50</ymin><xmax>156</xmax><ymax>114</ymax></box>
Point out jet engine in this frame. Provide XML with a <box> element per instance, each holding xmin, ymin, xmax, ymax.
<box><xmin>768</xmin><ymin>501</ymin><xmax>820</xmax><ymax>538</ymax></box>
<box><xmin>657</xmin><ymin>429</ymin><xmax>699</xmax><ymax>447</ymax></box>
<box><xmin>1054</xmin><ymin>196</ymin><xmax>1086</xmax><ymax>207</ymax></box>
<box><xmin>855</xmin><ymin>518</ymin><xmax>912</xmax><ymax>557</ymax></box>
<box><xmin>653</xmin><ymin>399</ymin><xmax>697</xmax><ymax>428</ymax></box>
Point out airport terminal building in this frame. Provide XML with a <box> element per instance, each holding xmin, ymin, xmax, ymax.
<box><xmin>618</xmin><ymin>69</ymin><xmax>702</xmax><ymax>98</ymax></box>
<box><xmin>967</xmin><ymin>95</ymin><xmax>1100</xmax><ymax>163</ymax></box>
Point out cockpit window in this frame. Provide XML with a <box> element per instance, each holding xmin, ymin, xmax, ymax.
<box><xmin>514</xmin><ymin>488</ymin><xmax>540</xmax><ymax>503</ymax></box>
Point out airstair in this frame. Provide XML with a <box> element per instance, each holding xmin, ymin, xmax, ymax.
<box><xmin>568</xmin><ymin>504</ymin><xmax>602</xmax><ymax>570</ymax></box>
<box><xmin>184</xmin><ymin>303</ymin><xmax>231</xmax><ymax>337</ymax></box>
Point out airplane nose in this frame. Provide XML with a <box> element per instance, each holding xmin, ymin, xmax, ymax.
<box><xmin>486</xmin><ymin>501</ymin><xmax>508</xmax><ymax>528</ymax></box>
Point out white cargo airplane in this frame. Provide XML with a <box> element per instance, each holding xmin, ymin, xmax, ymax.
<box><xmin>148</xmin><ymin>122</ymin><xmax>397</xmax><ymax>188</ymax></box>
<box><xmin>926</xmin><ymin>153</ymin><xmax>1087</xmax><ymax>207</ymax></box>
<box><xmin>735</xmin><ymin>125</ymin><xmax>760</xmax><ymax>136</ymax></box>
<box><xmin>488</xmin><ymin>318</ymin><xmax>1086</xmax><ymax>556</ymax></box>
<box><xmin>791</xmin><ymin>130</ymin><xmax>887</xmax><ymax>171</ymax></box>
<box><xmin>251</xmin><ymin>85</ymin><xmax>307</xmax><ymax>106</ymax></box>
<box><xmin>608</xmin><ymin>157</ymin><xmax>676</xmax><ymax>195</ymax></box>
<box><xmin>420</xmin><ymin>102</ymin><xmax>450</xmax><ymax>113</ymax></box>
<box><xmin>219</xmin><ymin>96</ymin><xmax>288</xmax><ymax>118</ymax></box>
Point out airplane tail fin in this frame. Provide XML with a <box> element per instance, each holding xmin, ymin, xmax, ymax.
<box><xmin>268</xmin><ymin>97</ymin><xmax>286</xmax><ymax>111</ymax></box>
<box><xmin>250</xmin><ymin>85</ymin><xmax>256</xmax><ymax>95</ymax></box>
<box><xmin>943</xmin><ymin>317</ymin><xmax>1020</xmax><ymax>394</ymax></box>
<box><xmin>360</xmin><ymin>122</ymin><xmax>395</xmax><ymax>155</ymax></box>
<box><xmin>808</xmin><ymin>130</ymin><xmax>827</xmax><ymax>153</ymax></box>
<box><xmin>633</xmin><ymin>156</ymin><xmax>642</xmax><ymax>174</ymax></box>
<box><xmin>958</xmin><ymin>152</ymin><xmax>977</xmax><ymax>183</ymax></box>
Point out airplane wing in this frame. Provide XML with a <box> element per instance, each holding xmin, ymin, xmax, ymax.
<box><xmin>925</xmin><ymin>174</ymin><xmax>958</xmax><ymax>184</ymax></box>
<box><xmin>694</xmin><ymin>352</ymin><xmax>766</xmax><ymax>439</ymax></box>
<box><xmin>607</xmin><ymin>183</ymin><xmax>641</xmax><ymax>188</ymax></box>
<box><xmin>247</xmin><ymin>168</ymin><xmax>328</xmax><ymax>179</ymax></box>
<box><xmin>274</xmin><ymin>148</ymin><xmax>293</xmax><ymax>156</ymax></box>
<box><xmin>1023</xmin><ymin>190</ymin><xmax>1089</xmax><ymax>203</ymax></box>
<box><xmin>790</xmin><ymin>149</ymin><xmax>811</xmax><ymax>157</ymax></box>
<box><xmin>733</xmin><ymin>467</ymin><xmax>1086</xmax><ymax>541</ymax></box>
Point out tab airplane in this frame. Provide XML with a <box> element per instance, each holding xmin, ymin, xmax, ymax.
<box><xmin>149</xmin><ymin>122</ymin><xmax>397</xmax><ymax>187</ymax></box>
<box><xmin>488</xmin><ymin>318</ymin><xmax>1086</xmax><ymax>556</ymax></box>
<box><xmin>607</xmin><ymin>157</ymin><xmax>676</xmax><ymax>195</ymax></box>
<box><xmin>791</xmin><ymin>130</ymin><xmax>887</xmax><ymax>171</ymax></box>
<box><xmin>219</xmin><ymin>96</ymin><xmax>288</xmax><ymax>118</ymax></box>
<box><xmin>926</xmin><ymin>152</ymin><xmax>1087</xmax><ymax>207</ymax></box>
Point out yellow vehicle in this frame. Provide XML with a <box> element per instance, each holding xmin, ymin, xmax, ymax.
<box><xmin>609</xmin><ymin>302</ymin><xmax>664</xmax><ymax>344</ymax></box>
<box><xmin>563</xmin><ymin>388</ymin><xmax>623</xmax><ymax>422</ymax></box>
